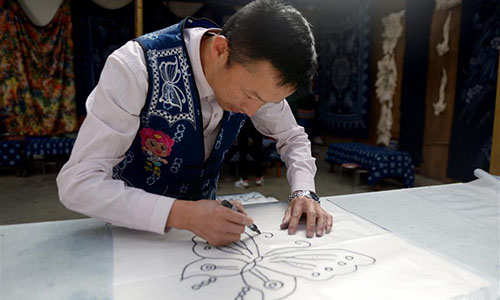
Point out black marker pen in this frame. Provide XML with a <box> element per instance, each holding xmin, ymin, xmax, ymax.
<box><xmin>221</xmin><ymin>200</ymin><xmax>261</xmax><ymax>234</ymax></box>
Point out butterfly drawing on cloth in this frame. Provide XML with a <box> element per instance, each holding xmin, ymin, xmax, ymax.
<box><xmin>181</xmin><ymin>232</ymin><xmax>376</xmax><ymax>300</ymax></box>
<box><xmin>159</xmin><ymin>57</ymin><xmax>186</xmax><ymax>111</ymax></box>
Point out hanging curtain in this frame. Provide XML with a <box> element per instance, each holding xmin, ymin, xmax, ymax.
<box><xmin>447</xmin><ymin>0</ymin><xmax>500</xmax><ymax>181</ymax></box>
<box><xmin>143</xmin><ymin>0</ymin><xmax>239</xmax><ymax>35</ymax></box>
<box><xmin>0</xmin><ymin>0</ymin><xmax>76</xmax><ymax>136</ymax></box>
<box><xmin>398</xmin><ymin>0</ymin><xmax>434</xmax><ymax>166</ymax></box>
<box><xmin>70</xmin><ymin>0</ymin><xmax>135</xmax><ymax>118</ymax></box>
<box><xmin>315</xmin><ymin>0</ymin><xmax>372</xmax><ymax>138</ymax></box>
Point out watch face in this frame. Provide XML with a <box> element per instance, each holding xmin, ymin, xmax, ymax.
<box><xmin>309</xmin><ymin>191</ymin><xmax>320</xmax><ymax>201</ymax></box>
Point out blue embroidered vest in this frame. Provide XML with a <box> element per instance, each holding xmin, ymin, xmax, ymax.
<box><xmin>113</xmin><ymin>18</ymin><xmax>246</xmax><ymax>200</ymax></box>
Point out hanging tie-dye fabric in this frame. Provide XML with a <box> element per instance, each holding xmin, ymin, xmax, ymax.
<box><xmin>0</xmin><ymin>0</ymin><xmax>76</xmax><ymax>136</ymax></box>
<box><xmin>315</xmin><ymin>0</ymin><xmax>372</xmax><ymax>138</ymax></box>
<box><xmin>70</xmin><ymin>0</ymin><xmax>135</xmax><ymax>118</ymax></box>
<box><xmin>447</xmin><ymin>0</ymin><xmax>500</xmax><ymax>181</ymax></box>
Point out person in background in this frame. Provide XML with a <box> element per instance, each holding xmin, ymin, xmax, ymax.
<box><xmin>234</xmin><ymin>120</ymin><xmax>264</xmax><ymax>188</ymax></box>
<box><xmin>57</xmin><ymin>0</ymin><xmax>333</xmax><ymax>246</ymax></box>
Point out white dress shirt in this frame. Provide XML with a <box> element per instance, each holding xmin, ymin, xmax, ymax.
<box><xmin>57</xmin><ymin>27</ymin><xmax>316</xmax><ymax>234</ymax></box>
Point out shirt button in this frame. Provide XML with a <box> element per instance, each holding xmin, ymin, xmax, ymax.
<box><xmin>214</xmin><ymin>113</ymin><xmax>218</xmax><ymax>119</ymax></box>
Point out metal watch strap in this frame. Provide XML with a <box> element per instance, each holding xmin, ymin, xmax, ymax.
<box><xmin>288</xmin><ymin>190</ymin><xmax>320</xmax><ymax>203</ymax></box>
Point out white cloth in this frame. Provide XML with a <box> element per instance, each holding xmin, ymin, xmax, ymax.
<box><xmin>111</xmin><ymin>202</ymin><xmax>490</xmax><ymax>300</ymax></box>
<box><xmin>57</xmin><ymin>27</ymin><xmax>316</xmax><ymax>235</ymax></box>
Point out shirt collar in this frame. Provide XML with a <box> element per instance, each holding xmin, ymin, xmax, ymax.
<box><xmin>184</xmin><ymin>27</ymin><xmax>218</xmax><ymax>99</ymax></box>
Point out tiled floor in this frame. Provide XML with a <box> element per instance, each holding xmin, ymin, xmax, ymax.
<box><xmin>0</xmin><ymin>144</ymin><xmax>445</xmax><ymax>225</ymax></box>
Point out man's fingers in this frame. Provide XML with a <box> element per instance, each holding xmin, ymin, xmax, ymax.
<box><xmin>215</xmin><ymin>200</ymin><xmax>253</xmax><ymax>226</ymax></box>
<box><xmin>224</xmin><ymin>208</ymin><xmax>254</xmax><ymax>226</ymax></box>
<box><xmin>306</xmin><ymin>201</ymin><xmax>317</xmax><ymax>238</ymax></box>
<box><xmin>230</xmin><ymin>200</ymin><xmax>247</xmax><ymax>215</ymax></box>
<box><xmin>287</xmin><ymin>214</ymin><xmax>300</xmax><ymax>235</ymax></box>
<box><xmin>209</xmin><ymin>233</ymin><xmax>242</xmax><ymax>246</ymax></box>
<box><xmin>316</xmin><ymin>208</ymin><xmax>326</xmax><ymax>237</ymax></box>
<box><xmin>222</xmin><ymin>222</ymin><xmax>246</xmax><ymax>235</ymax></box>
<box><xmin>280</xmin><ymin>206</ymin><xmax>292</xmax><ymax>229</ymax></box>
<box><xmin>326</xmin><ymin>213</ymin><xmax>334</xmax><ymax>234</ymax></box>
<box><xmin>224</xmin><ymin>233</ymin><xmax>242</xmax><ymax>244</ymax></box>
<box><xmin>288</xmin><ymin>202</ymin><xmax>303</xmax><ymax>235</ymax></box>
<box><xmin>292</xmin><ymin>201</ymin><xmax>302</xmax><ymax>217</ymax></box>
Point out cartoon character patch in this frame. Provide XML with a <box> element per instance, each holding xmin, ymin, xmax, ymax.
<box><xmin>140</xmin><ymin>128</ymin><xmax>175</xmax><ymax>176</ymax></box>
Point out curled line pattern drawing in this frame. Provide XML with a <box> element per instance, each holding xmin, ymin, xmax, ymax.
<box><xmin>181</xmin><ymin>232</ymin><xmax>376</xmax><ymax>300</ymax></box>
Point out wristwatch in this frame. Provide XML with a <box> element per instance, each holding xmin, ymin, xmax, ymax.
<box><xmin>288</xmin><ymin>190</ymin><xmax>320</xmax><ymax>203</ymax></box>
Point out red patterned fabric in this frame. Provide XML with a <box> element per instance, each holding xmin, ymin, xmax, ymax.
<box><xmin>0</xmin><ymin>0</ymin><xmax>77</xmax><ymax>135</ymax></box>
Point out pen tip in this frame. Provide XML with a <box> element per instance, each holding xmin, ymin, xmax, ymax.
<box><xmin>256</xmin><ymin>229</ymin><xmax>261</xmax><ymax>234</ymax></box>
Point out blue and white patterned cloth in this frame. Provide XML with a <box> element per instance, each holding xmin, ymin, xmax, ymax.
<box><xmin>325</xmin><ymin>143</ymin><xmax>415</xmax><ymax>187</ymax></box>
<box><xmin>316</xmin><ymin>0</ymin><xmax>372</xmax><ymax>138</ymax></box>
<box><xmin>25</xmin><ymin>137</ymin><xmax>75</xmax><ymax>158</ymax></box>
<box><xmin>0</xmin><ymin>140</ymin><xmax>22</xmax><ymax>167</ymax></box>
<box><xmin>1</xmin><ymin>137</ymin><xmax>76</xmax><ymax>168</ymax></box>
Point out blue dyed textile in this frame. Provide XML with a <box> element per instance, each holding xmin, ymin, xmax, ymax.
<box><xmin>25</xmin><ymin>137</ymin><xmax>75</xmax><ymax>158</ymax></box>
<box><xmin>71</xmin><ymin>0</ymin><xmax>135</xmax><ymax>117</ymax></box>
<box><xmin>0</xmin><ymin>140</ymin><xmax>22</xmax><ymax>167</ymax></box>
<box><xmin>0</xmin><ymin>137</ymin><xmax>75</xmax><ymax>167</ymax></box>
<box><xmin>325</xmin><ymin>143</ymin><xmax>415</xmax><ymax>187</ymax></box>
<box><xmin>447</xmin><ymin>0</ymin><xmax>500</xmax><ymax>181</ymax></box>
<box><xmin>315</xmin><ymin>0</ymin><xmax>371</xmax><ymax>138</ymax></box>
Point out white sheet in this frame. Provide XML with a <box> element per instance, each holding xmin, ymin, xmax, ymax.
<box><xmin>328</xmin><ymin>177</ymin><xmax>500</xmax><ymax>286</ymax></box>
<box><xmin>112</xmin><ymin>201</ymin><xmax>490</xmax><ymax>300</ymax></box>
<box><xmin>217</xmin><ymin>192</ymin><xmax>279</xmax><ymax>206</ymax></box>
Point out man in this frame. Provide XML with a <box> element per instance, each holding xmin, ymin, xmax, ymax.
<box><xmin>57</xmin><ymin>0</ymin><xmax>333</xmax><ymax>246</ymax></box>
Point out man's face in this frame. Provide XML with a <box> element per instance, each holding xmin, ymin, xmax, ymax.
<box><xmin>210</xmin><ymin>60</ymin><xmax>295</xmax><ymax>117</ymax></box>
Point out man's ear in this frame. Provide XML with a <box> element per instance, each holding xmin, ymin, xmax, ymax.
<box><xmin>210</xmin><ymin>35</ymin><xmax>229</xmax><ymax>63</ymax></box>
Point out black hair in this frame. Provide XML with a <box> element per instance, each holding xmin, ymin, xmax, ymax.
<box><xmin>220</xmin><ymin>0</ymin><xmax>317</xmax><ymax>93</ymax></box>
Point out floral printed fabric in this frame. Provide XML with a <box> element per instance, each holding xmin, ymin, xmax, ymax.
<box><xmin>0</xmin><ymin>0</ymin><xmax>76</xmax><ymax>136</ymax></box>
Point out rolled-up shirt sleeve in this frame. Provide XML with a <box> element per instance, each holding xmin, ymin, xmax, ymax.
<box><xmin>250</xmin><ymin>101</ymin><xmax>317</xmax><ymax>193</ymax></box>
<box><xmin>56</xmin><ymin>41</ymin><xmax>174</xmax><ymax>234</ymax></box>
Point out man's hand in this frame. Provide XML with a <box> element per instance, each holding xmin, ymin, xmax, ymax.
<box><xmin>167</xmin><ymin>199</ymin><xmax>253</xmax><ymax>246</ymax></box>
<box><xmin>280</xmin><ymin>196</ymin><xmax>333</xmax><ymax>238</ymax></box>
